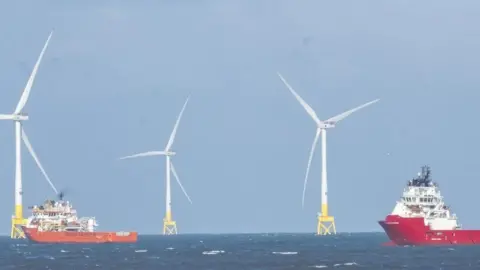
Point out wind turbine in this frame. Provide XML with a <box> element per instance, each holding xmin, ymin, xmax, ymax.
<box><xmin>277</xmin><ymin>72</ymin><xmax>379</xmax><ymax>235</ymax></box>
<box><xmin>0</xmin><ymin>31</ymin><xmax>53</xmax><ymax>239</ymax></box>
<box><xmin>119</xmin><ymin>96</ymin><xmax>192</xmax><ymax>235</ymax></box>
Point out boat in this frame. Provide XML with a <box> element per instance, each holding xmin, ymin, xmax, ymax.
<box><xmin>378</xmin><ymin>165</ymin><xmax>480</xmax><ymax>245</ymax></box>
<box><xmin>21</xmin><ymin>193</ymin><xmax>137</xmax><ymax>243</ymax></box>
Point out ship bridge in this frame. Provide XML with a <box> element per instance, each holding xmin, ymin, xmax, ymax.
<box><xmin>402</xmin><ymin>186</ymin><xmax>442</xmax><ymax>206</ymax></box>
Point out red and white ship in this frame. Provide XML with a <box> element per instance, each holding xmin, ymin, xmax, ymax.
<box><xmin>21</xmin><ymin>194</ymin><xmax>137</xmax><ymax>243</ymax></box>
<box><xmin>379</xmin><ymin>165</ymin><xmax>480</xmax><ymax>245</ymax></box>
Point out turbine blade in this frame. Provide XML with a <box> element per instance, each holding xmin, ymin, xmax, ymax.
<box><xmin>277</xmin><ymin>72</ymin><xmax>323</xmax><ymax>126</ymax></box>
<box><xmin>0</xmin><ymin>114</ymin><xmax>14</xmax><ymax>120</ymax></box>
<box><xmin>165</xmin><ymin>96</ymin><xmax>190</xmax><ymax>151</ymax></box>
<box><xmin>14</xmin><ymin>30</ymin><xmax>54</xmax><ymax>115</ymax></box>
<box><xmin>119</xmin><ymin>151</ymin><xmax>166</xmax><ymax>160</ymax></box>
<box><xmin>302</xmin><ymin>128</ymin><xmax>322</xmax><ymax>208</ymax></box>
<box><xmin>326</xmin><ymin>99</ymin><xmax>380</xmax><ymax>124</ymax></box>
<box><xmin>170</xmin><ymin>161</ymin><xmax>192</xmax><ymax>204</ymax></box>
<box><xmin>21</xmin><ymin>128</ymin><xmax>58</xmax><ymax>194</ymax></box>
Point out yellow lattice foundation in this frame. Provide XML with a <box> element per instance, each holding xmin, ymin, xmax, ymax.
<box><xmin>163</xmin><ymin>219</ymin><xmax>177</xmax><ymax>235</ymax></box>
<box><xmin>11</xmin><ymin>217</ymin><xmax>27</xmax><ymax>239</ymax></box>
<box><xmin>317</xmin><ymin>215</ymin><xmax>336</xmax><ymax>235</ymax></box>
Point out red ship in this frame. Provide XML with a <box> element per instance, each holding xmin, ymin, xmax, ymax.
<box><xmin>21</xmin><ymin>195</ymin><xmax>137</xmax><ymax>244</ymax></box>
<box><xmin>379</xmin><ymin>166</ymin><xmax>480</xmax><ymax>245</ymax></box>
<box><xmin>22</xmin><ymin>226</ymin><xmax>137</xmax><ymax>243</ymax></box>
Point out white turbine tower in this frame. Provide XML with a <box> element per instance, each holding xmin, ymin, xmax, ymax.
<box><xmin>0</xmin><ymin>31</ymin><xmax>53</xmax><ymax>239</ymax></box>
<box><xmin>120</xmin><ymin>96</ymin><xmax>192</xmax><ymax>235</ymax></box>
<box><xmin>278</xmin><ymin>72</ymin><xmax>379</xmax><ymax>236</ymax></box>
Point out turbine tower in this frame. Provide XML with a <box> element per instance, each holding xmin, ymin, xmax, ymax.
<box><xmin>120</xmin><ymin>96</ymin><xmax>192</xmax><ymax>235</ymax></box>
<box><xmin>278</xmin><ymin>72</ymin><xmax>379</xmax><ymax>235</ymax></box>
<box><xmin>0</xmin><ymin>31</ymin><xmax>53</xmax><ymax>239</ymax></box>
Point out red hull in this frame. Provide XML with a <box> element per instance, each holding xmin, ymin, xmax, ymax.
<box><xmin>22</xmin><ymin>227</ymin><xmax>137</xmax><ymax>244</ymax></box>
<box><xmin>379</xmin><ymin>215</ymin><xmax>480</xmax><ymax>246</ymax></box>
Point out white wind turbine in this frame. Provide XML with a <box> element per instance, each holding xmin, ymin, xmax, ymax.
<box><xmin>119</xmin><ymin>96</ymin><xmax>192</xmax><ymax>235</ymax></box>
<box><xmin>0</xmin><ymin>31</ymin><xmax>55</xmax><ymax>238</ymax></box>
<box><xmin>278</xmin><ymin>72</ymin><xmax>379</xmax><ymax>235</ymax></box>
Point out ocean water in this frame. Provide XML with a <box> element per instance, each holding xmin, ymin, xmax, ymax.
<box><xmin>2</xmin><ymin>233</ymin><xmax>480</xmax><ymax>269</ymax></box>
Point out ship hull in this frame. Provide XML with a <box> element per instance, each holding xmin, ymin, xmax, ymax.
<box><xmin>379</xmin><ymin>215</ymin><xmax>480</xmax><ymax>246</ymax></box>
<box><xmin>22</xmin><ymin>227</ymin><xmax>137</xmax><ymax>244</ymax></box>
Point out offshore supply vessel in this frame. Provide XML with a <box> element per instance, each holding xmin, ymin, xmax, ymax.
<box><xmin>21</xmin><ymin>194</ymin><xmax>137</xmax><ymax>243</ymax></box>
<box><xmin>379</xmin><ymin>165</ymin><xmax>480</xmax><ymax>245</ymax></box>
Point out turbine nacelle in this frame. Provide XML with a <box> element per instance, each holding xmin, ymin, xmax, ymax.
<box><xmin>12</xmin><ymin>114</ymin><xmax>29</xmax><ymax>121</ymax></box>
<box><xmin>13</xmin><ymin>114</ymin><xmax>29</xmax><ymax>121</ymax></box>
<box><xmin>319</xmin><ymin>122</ymin><xmax>335</xmax><ymax>129</ymax></box>
<box><xmin>165</xmin><ymin>151</ymin><xmax>176</xmax><ymax>156</ymax></box>
<box><xmin>0</xmin><ymin>114</ymin><xmax>29</xmax><ymax>121</ymax></box>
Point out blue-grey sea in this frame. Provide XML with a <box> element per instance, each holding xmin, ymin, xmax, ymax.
<box><xmin>2</xmin><ymin>233</ymin><xmax>479</xmax><ymax>269</ymax></box>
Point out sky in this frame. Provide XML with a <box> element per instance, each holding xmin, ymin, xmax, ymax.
<box><xmin>0</xmin><ymin>1</ymin><xmax>479</xmax><ymax>234</ymax></box>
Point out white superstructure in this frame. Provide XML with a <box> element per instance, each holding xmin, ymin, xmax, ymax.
<box><xmin>390</xmin><ymin>166</ymin><xmax>461</xmax><ymax>230</ymax></box>
<box><xmin>25</xmin><ymin>199</ymin><xmax>98</xmax><ymax>232</ymax></box>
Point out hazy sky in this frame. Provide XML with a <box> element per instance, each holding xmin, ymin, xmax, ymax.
<box><xmin>0</xmin><ymin>1</ymin><xmax>479</xmax><ymax>234</ymax></box>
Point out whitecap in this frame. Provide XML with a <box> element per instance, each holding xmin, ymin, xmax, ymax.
<box><xmin>272</xmin><ymin>251</ymin><xmax>298</xmax><ymax>255</ymax></box>
<box><xmin>135</xmin><ymin>249</ymin><xmax>147</xmax><ymax>253</ymax></box>
<box><xmin>334</xmin><ymin>262</ymin><xmax>358</xmax><ymax>267</ymax></box>
<box><xmin>202</xmin><ymin>250</ymin><xmax>225</xmax><ymax>255</ymax></box>
<box><xmin>60</xmin><ymin>249</ymin><xmax>69</xmax><ymax>253</ymax></box>
<box><xmin>310</xmin><ymin>265</ymin><xmax>327</xmax><ymax>268</ymax></box>
<box><xmin>166</xmin><ymin>247</ymin><xmax>175</xmax><ymax>250</ymax></box>
<box><xmin>25</xmin><ymin>256</ymin><xmax>39</xmax><ymax>260</ymax></box>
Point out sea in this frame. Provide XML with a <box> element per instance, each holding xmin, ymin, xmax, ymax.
<box><xmin>2</xmin><ymin>233</ymin><xmax>480</xmax><ymax>269</ymax></box>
